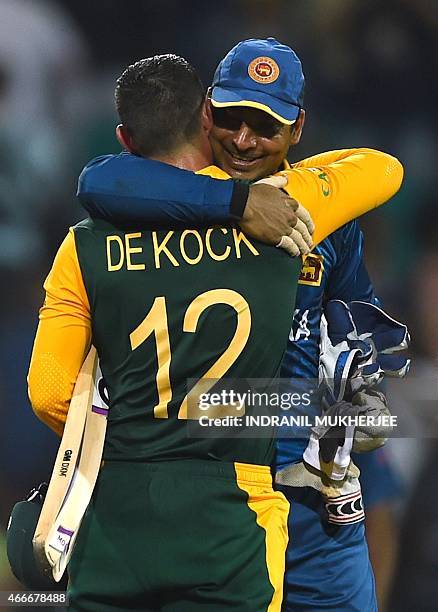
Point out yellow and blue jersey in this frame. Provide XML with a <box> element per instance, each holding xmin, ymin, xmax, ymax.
<box><xmin>276</xmin><ymin>220</ymin><xmax>378</xmax><ymax>467</ymax></box>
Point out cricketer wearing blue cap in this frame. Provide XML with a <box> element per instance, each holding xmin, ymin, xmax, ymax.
<box><xmin>74</xmin><ymin>39</ymin><xmax>404</xmax><ymax>611</ymax></box>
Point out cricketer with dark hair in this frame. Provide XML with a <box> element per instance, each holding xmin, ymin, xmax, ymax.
<box><xmin>72</xmin><ymin>40</ymin><xmax>405</xmax><ymax>611</ymax></box>
<box><xmin>114</xmin><ymin>55</ymin><xmax>206</xmax><ymax>158</ymax></box>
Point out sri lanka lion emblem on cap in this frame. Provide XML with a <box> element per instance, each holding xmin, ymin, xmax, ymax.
<box><xmin>248</xmin><ymin>56</ymin><xmax>280</xmax><ymax>84</ymax></box>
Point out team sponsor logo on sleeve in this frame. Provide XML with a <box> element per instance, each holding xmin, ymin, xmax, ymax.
<box><xmin>318</xmin><ymin>170</ymin><xmax>331</xmax><ymax>197</ymax></box>
<box><xmin>298</xmin><ymin>253</ymin><xmax>324</xmax><ymax>286</ymax></box>
<box><xmin>248</xmin><ymin>57</ymin><xmax>280</xmax><ymax>84</ymax></box>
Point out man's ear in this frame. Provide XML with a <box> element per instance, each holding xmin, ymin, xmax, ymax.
<box><xmin>201</xmin><ymin>97</ymin><xmax>214</xmax><ymax>134</ymax></box>
<box><xmin>115</xmin><ymin>124</ymin><xmax>138</xmax><ymax>154</ymax></box>
<box><xmin>290</xmin><ymin>109</ymin><xmax>305</xmax><ymax>146</ymax></box>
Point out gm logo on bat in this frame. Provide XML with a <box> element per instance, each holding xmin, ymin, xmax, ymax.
<box><xmin>58</xmin><ymin>449</ymin><xmax>73</xmax><ymax>477</ymax></box>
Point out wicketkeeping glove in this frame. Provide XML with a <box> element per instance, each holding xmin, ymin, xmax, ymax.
<box><xmin>319</xmin><ymin>299</ymin><xmax>410</xmax><ymax>404</ymax></box>
<box><xmin>303</xmin><ymin>300</ymin><xmax>410</xmax><ymax>480</ymax></box>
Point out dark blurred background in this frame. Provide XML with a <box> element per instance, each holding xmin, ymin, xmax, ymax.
<box><xmin>0</xmin><ymin>1</ymin><xmax>437</xmax><ymax>610</ymax></box>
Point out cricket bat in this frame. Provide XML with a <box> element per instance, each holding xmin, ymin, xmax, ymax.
<box><xmin>33</xmin><ymin>346</ymin><xmax>108</xmax><ymax>581</ymax></box>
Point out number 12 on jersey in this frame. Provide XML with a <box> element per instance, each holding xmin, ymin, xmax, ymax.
<box><xmin>129</xmin><ymin>289</ymin><xmax>251</xmax><ymax>419</ymax></box>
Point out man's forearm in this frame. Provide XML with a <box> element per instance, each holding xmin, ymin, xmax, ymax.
<box><xmin>78</xmin><ymin>153</ymin><xmax>249</xmax><ymax>226</ymax></box>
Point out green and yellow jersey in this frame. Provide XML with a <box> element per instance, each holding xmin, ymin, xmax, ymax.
<box><xmin>70</xmin><ymin>221</ymin><xmax>299</xmax><ymax>464</ymax></box>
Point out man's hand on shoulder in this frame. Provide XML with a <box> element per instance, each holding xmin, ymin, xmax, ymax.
<box><xmin>241</xmin><ymin>175</ymin><xmax>314</xmax><ymax>257</ymax></box>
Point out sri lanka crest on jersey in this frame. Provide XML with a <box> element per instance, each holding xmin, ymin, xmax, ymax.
<box><xmin>299</xmin><ymin>253</ymin><xmax>324</xmax><ymax>286</ymax></box>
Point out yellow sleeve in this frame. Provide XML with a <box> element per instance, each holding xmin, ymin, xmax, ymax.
<box><xmin>28</xmin><ymin>229</ymin><xmax>91</xmax><ymax>436</ymax></box>
<box><xmin>281</xmin><ymin>148</ymin><xmax>404</xmax><ymax>246</ymax></box>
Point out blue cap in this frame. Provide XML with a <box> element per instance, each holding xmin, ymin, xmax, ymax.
<box><xmin>211</xmin><ymin>38</ymin><xmax>304</xmax><ymax>125</ymax></box>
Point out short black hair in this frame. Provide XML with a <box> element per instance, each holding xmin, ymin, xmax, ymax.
<box><xmin>115</xmin><ymin>54</ymin><xmax>205</xmax><ymax>157</ymax></box>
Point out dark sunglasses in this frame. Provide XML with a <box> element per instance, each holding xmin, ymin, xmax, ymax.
<box><xmin>211</xmin><ymin>106</ymin><xmax>285</xmax><ymax>139</ymax></box>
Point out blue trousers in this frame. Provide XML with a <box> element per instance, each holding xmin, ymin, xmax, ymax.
<box><xmin>277</xmin><ymin>485</ymin><xmax>377</xmax><ymax>611</ymax></box>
